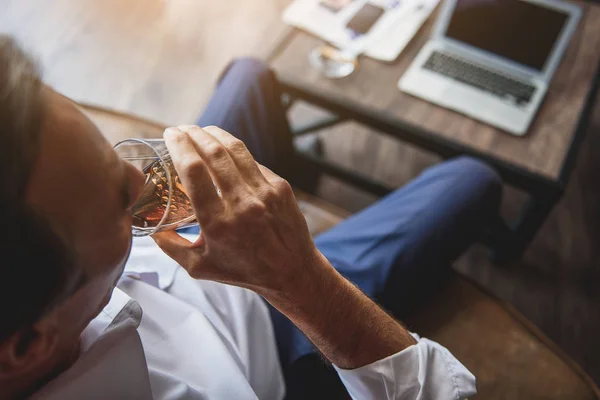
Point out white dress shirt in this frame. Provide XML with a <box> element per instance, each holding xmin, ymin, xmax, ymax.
<box><xmin>30</xmin><ymin>236</ymin><xmax>476</xmax><ymax>399</ymax></box>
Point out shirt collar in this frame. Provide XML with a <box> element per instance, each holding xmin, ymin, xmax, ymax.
<box><xmin>30</xmin><ymin>288</ymin><xmax>153</xmax><ymax>399</ymax></box>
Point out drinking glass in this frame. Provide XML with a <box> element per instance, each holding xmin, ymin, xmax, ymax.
<box><xmin>114</xmin><ymin>138</ymin><xmax>198</xmax><ymax>236</ymax></box>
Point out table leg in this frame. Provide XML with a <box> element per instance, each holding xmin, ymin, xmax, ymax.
<box><xmin>492</xmin><ymin>188</ymin><xmax>562</xmax><ymax>264</ymax></box>
<box><xmin>280</xmin><ymin>91</ymin><xmax>566</xmax><ymax>263</ymax></box>
<box><xmin>291</xmin><ymin>115</ymin><xmax>346</xmax><ymax>137</ymax></box>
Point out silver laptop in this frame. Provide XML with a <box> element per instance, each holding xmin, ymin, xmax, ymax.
<box><xmin>399</xmin><ymin>0</ymin><xmax>581</xmax><ymax>136</ymax></box>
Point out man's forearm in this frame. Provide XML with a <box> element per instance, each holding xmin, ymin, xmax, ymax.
<box><xmin>260</xmin><ymin>251</ymin><xmax>417</xmax><ymax>370</ymax></box>
<box><xmin>158</xmin><ymin>125</ymin><xmax>416</xmax><ymax>370</ymax></box>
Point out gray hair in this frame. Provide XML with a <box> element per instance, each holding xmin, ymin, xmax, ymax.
<box><xmin>0</xmin><ymin>36</ymin><xmax>44</xmax><ymax>202</ymax></box>
<box><xmin>0</xmin><ymin>36</ymin><xmax>79</xmax><ymax>344</ymax></box>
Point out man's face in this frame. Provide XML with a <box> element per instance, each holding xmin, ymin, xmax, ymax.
<box><xmin>25</xmin><ymin>88</ymin><xmax>145</xmax><ymax>348</ymax></box>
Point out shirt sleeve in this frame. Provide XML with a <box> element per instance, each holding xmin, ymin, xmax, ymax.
<box><xmin>334</xmin><ymin>335</ymin><xmax>476</xmax><ymax>400</ymax></box>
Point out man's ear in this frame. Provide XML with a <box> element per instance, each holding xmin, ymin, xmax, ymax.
<box><xmin>0</xmin><ymin>318</ymin><xmax>59</xmax><ymax>379</ymax></box>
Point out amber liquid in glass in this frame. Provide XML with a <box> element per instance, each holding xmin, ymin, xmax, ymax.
<box><xmin>132</xmin><ymin>157</ymin><xmax>196</xmax><ymax>231</ymax></box>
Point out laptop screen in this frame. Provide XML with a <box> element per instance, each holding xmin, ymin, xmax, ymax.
<box><xmin>445</xmin><ymin>0</ymin><xmax>569</xmax><ymax>71</ymax></box>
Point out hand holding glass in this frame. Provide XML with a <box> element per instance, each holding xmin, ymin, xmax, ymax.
<box><xmin>114</xmin><ymin>138</ymin><xmax>200</xmax><ymax>236</ymax></box>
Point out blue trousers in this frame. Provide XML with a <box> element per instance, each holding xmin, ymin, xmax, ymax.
<box><xmin>192</xmin><ymin>58</ymin><xmax>502</xmax><ymax>397</ymax></box>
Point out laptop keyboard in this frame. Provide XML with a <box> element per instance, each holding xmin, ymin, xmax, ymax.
<box><xmin>422</xmin><ymin>51</ymin><xmax>537</xmax><ymax>107</ymax></box>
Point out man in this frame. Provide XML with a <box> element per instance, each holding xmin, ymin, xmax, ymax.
<box><xmin>0</xmin><ymin>36</ymin><xmax>501</xmax><ymax>399</ymax></box>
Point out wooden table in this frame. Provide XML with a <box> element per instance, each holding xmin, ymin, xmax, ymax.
<box><xmin>269</xmin><ymin>1</ymin><xmax>600</xmax><ymax>262</ymax></box>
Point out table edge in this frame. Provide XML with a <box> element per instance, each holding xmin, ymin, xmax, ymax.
<box><xmin>268</xmin><ymin>19</ymin><xmax>600</xmax><ymax>190</ymax></box>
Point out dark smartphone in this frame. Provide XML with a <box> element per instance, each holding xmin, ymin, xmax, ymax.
<box><xmin>346</xmin><ymin>3</ymin><xmax>385</xmax><ymax>35</ymax></box>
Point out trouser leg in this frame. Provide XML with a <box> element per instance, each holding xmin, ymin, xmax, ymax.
<box><xmin>273</xmin><ymin>157</ymin><xmax>502</xmax><ymax>399</ymax></box>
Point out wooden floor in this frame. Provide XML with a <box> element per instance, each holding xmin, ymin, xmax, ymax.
<box><xmin>2</xmin><ymin>0</ymin><xmax>599</xmax><ymax>387</ymax></box>
<box><xmin>0</xmin><ymin>0</ymin><xmax>290</xmax><ymax>123</ymax></box>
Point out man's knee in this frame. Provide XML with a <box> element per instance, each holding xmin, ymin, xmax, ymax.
<box><xmin>217</xmin><ymin>57</ymin><xmax>273</xmax><ymax>87</ymax></box>
<box><xmin>444</xmin><ymin>156</ymin><xmax>502</xmax><ymax>209</ymax></box>
<box><xmin>448</xmin><ymin>156</ymin><xmax>501</xmax><ymax>183</ymax></box>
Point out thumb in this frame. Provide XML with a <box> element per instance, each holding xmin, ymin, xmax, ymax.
<box><xmin>151</xmin><ymin>230</ymin><xmax>196</xmax><ymax>267</ymax></box>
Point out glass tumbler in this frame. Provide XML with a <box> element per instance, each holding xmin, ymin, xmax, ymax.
<box><xmin>114</xmin><ymin>138</ymin><xmax>198</xmax><ymax>236</ymax></box>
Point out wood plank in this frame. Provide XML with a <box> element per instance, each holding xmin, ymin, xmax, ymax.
<box><xmin>271</xmin><ymin>1</ymin><xmax>600</xmax><ymax>180</ymax></box>
<box><xmin>0</xmin><ymin>0</ymin><xmax>292</xmax><ymax>124</ymax></box>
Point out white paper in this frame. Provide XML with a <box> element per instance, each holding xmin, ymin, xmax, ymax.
<box><xmin>283</xmin><ymin>0</ymin><xmax>440</xmax><ymax>62</ymax></box>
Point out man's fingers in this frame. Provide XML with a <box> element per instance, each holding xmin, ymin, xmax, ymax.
<box><xmin>151</xmin><ymin>230</ymin><xmax>206</xmax><ymax>277</ymax></box>
<box><xmin>177</xmin><ymin>125</ymin><xmax>245</xmax><ymax>195</ymax></box>
<box><xmin>163</xmin><ymin>127</ymin><xmax>224</xmax><ymax>224</ymax></box>
<box><xmin>257</xmin><ymin>163</ymin><xmax>296</xmax><ymax>203</ymax></box>
<box><xmin>202</xmin><ymin>126</ymin><xmax>268</xmax><ymax>188</ymax></box>
<box><xmin>151</xmin><ymin>230</ymin><xmax>194</xmax><ymax>266</ymax></box>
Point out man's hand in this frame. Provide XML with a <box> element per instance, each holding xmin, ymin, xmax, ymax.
<box><xmin>153</xmin><ymin>125</ymin><xmax>321</xmax><ymax>296</ymax></box>
<box><xmin>153</xmin><ymin>125</ymin><xmax>416</xmax><ymax>370</ymax></box>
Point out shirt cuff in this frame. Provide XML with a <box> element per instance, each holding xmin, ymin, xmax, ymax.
<box><xmin>334</xmin><ymin>335</ymin><xmax>476</xmax><ymax>400</ymax></box>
